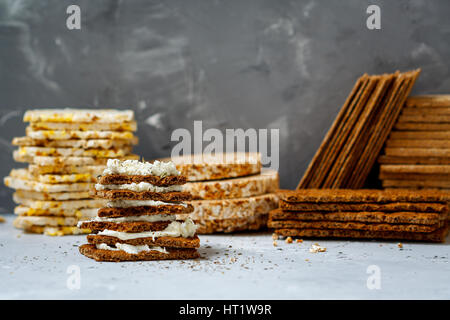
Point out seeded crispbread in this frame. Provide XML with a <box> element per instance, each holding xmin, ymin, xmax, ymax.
<box><xmin>268</xmin><ymin>219</ymin><xmax>444</xmax><ymax>233</ymax></box>
<box><xmin>93</xmin><ymin>189</ymin><xmax>192</xmax><ymax>202</ymax></box>
<box><xmin>279</xmin><ymin>201</ymin><xmax>448</xmax><ymax>213</ymax></box>
<box><xmin>14</xmin><ymin>190</ymin><xmax>90</xmax><ymax>201</ymax></box>
<box><xmin>25</xmin><ymin>128</ymin><xmax>137</xmax><ymax>141</ymax></box>
<box><xmin>87</xmin><ymin>234</ymin><xmax>200</xmax><ymax>248</ymax></box>
<box><xmin>164</xmin><ymin>152</ymin><xmax>261</xmax><ymax>181</ymax></box>
<box><xmin>98</xmin><ymin>174</ymin><xmax>186</xmax><ymax>186</ymax></box>
<box><xmin>194</xmin><ymin>213</ymin><xmax>268</xmax><ymax>234</ymax></box>
<box><xmin>23</xmin><ymin>109</ymin><xmax>135</xmax><ymax>123</ymax></box>
<box><xmin>97</xmin><ymin>203</ymin><xmax>194</xmax><ymax>217</ymax></box>
<box><xmin>279</xmin><ymin>189</ymin><xmax>448</xmax><ymax>203</ymax></box>
<box><xmin>13</xmin><ymin>136</ymin><xmax>137</xmax><ymax>149</ymax></box>
<box><xmin>79</xmin><ymin>220</ymin><xmax>175</xmax><ymax>233</ymax></box>
<box><xmin>269</xmin><ymin>208</ymin><xmax>442</xmax><ymax>225</ymax></box>
<box><xmin>29</xmin><ymin>121</ymin><xmax>137</xmax><ymax>132</ymax></box>
<box><xmin>184</xmin><ymin>169</ymin><xmax>279</xmax><ymax>200</ymax></box>
<box><xmin>14</xmin><ymin>206</ymin><xmax>98</xmax><ymax>218</ymax></box>
<box><xmin>79</xmin><ymin>244</ymin><xmax>199</xmax><ymax>262</ymax></box>
<box><xmin>274</xmin><ymin>225</ymin><xmax>449</xmax><ymax>242</ymax></box>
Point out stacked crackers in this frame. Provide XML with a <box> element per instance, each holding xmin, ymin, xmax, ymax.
<box><xmin>269</xmin><ymin>189</ymin><xmax>449</xmax><ymax>242</ymax></box>
<box><xmin>79</xmin><ymin>159</ymin><xmax>200</xmax><ymax>262</ymax></box>
<box><xmin>169</xmin><ymin>153</ymin><xmax>279</xmax><ymax>233</ymax></box>
<box><xmin>379</xmin><ymin>95</ymin><xmax>450</xmax><ymax>191</ymax></box>
<box><xmin>4</xmin><ymin>109</ymin><xmax>138</xmax><ymax>236</ymax></box>
<box><xmin>298</xmin><ymin>70</ymin><xmax>420</xmax><ymax>189</ymax></box>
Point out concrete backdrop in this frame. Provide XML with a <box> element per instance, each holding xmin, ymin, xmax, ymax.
<box><xmin>0</xmin><ymin>0</ymin><xmax>449</xmax><ymax>212</ymax></box>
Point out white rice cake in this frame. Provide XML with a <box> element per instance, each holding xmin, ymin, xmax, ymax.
<box><xmin>24</xmin><ymin>109</ymin><xmax>134</xmax><ymax>123</ymax></box>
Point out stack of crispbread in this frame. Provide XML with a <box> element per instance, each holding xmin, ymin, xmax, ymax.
<box><xmin>78</xmin><ymin>159</ymin><xmax>200</xmax><ymax>262</ymax></box>
<box><xmin>4</xmin><ymin>109</ymin><xmax>139</xmax><ymax>236</ymax></box>
<box><xmin>168</xmin><ymin>153</ymin><xmax>279</xmax><ymax>233</ymax></box>
<box><xmin>269</xmin><ymin>189</ymin><xmax>449</xmax><ymax>242</ymax></box>
<box><xmin>298</xmin><ymin>70</ymin><xmax>421</xmax><ymax>189</ymax></box>
<box><xmin>379</xmin><ymin>95</ymin><xmax>450</xmax><ymax>191</ymax></box>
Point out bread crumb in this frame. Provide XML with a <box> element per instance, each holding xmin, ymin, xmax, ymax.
<box><xmin>272</xmin><ymin>233</ymin><xmax>279</xmax><ymax>240</ymax></box>
<box><xmin>273</xmin><ymin>241</ymin><xmax>278</xmax><ymax>247</ymax></box>
<box><xmin>285</xmin><ymin>237</ymin><xmax>293</xmax><ymax>244</ymax></box>
<box><xmin>0</xmin><ymin>216</ymin><xmax>5</xmax><ymax>223</ymax></box>
<box><xmin>397</xmin><ymin>243</ymin><xmax>403</xmax><ymax>249</ymax></box>
<box><xmin>309</xmin><ymin>244</ymin><xmax>327</xmax><ymax>253</ymax></box>
<box><xmin>230</xmin><ymin>257</ymin><xmax>237</xmax><ymax>263</ymax></box>
<box><xmin>296</xmin><ymin>239</ymin><xmax>303</xmax><ymax>243</ymax></box>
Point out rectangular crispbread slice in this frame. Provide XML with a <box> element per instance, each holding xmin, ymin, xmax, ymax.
<box><xmin>386</xmin><ymin>139</ymin><xmax>450</xmax><ymax>148</ymax></box>
<box><xmin>93</xmin><ymin>190</ymin><xmax>192</xmax><ymax>202</ymax></box>
<box><xmin>29</xmin><ymin>121</ymin><xmax>137</xmax><ymax>131</ymax></box>
<box><xmin>267</xmin><ymin>219</ymin><xmax>444</xmax><ymax>233</ymax></box>
<box><xmin>279</xmin><ymin>189</ymin><xmax>449</xmax><ymax>203</ymax></box>
<box><xmin>97</xmin><ymin>203</ymin><xmax>194</xmax><ymax>217</ymax></box>
<box><xmin>98</xmin><ymin>174</ymin><xmax>187</xmax><ymax>186</ymax></box>
<box><xmin>87</xmin><ymin>234</ymin><xmax>200</xmax><ymax>248</ymax></box>
<box><xmin>378</xmin><ymin>155</ymin><xmax>450</xmax><ymax>165</ymax></box>
<box><xmin>274</xmin><ymin>225</ymin><xmax>449</xmax><ymax>242</ymax></box>
<box><xmin>25</xmin><ymin>128</ymin><xmax>136</xmax><ymax>141</ymax></box>
<box><xmin>388</xmin><ymin>131</ymin><xmax>450</xmax><ymax>140</ymax></box>
<box><xmin>395</xmin><ymin>123</ymin><xmax>450</xmax><ymax>131</ymax></box>
<box><xmin>397</xmin><ymin>114</ymin><xmax>450</xmax><ymax>123</ymax></box>
<box><xmin>12</xmin><ymin>194</ymin><xmax>106</xmax><ymax>210</ymax></box>
<box><xmin>384</xmin><ymin>148</ymin><xmax>450</xmax><ymax>157</ymax></box>
<box><xmin>17</xmin><ymin>146</ymin><xmax>132</xmax><ymax>158</ymax></box>
<box><xmin>194</xmin><ymin>213</ymin><xmax>268</xmax><ymax>234</ymax></box>
<box><xmin>79</xmin><ymin>220</ymin><xmax>174</xmax><ymax>233</ymax></box>
<box><xmin>382</xmin><ymin>180</ymin><xmax>450</xmax><ymax>189</ymax></box>
<box><xmin>23</xmin><ymin>109</ymin><xmax>134</xmax><ymax>123</ymax></box>
<box><xmin>406</xmin><ymin>95</ymin><xmax>450</xmax><ymax>108</ymax></box>
<box><xmin>14</xmin><ymin>190</ymin><xmax>91</xmax><ymax>201</ymax></box>
<box><xmin>401</xmin><ymin>107</ymin><xmax>450</xmax><ymax>116</ymax></box>
<box><xmin>79</xmin><ymin>244</ymin><xmax>199</xmax><ymax>262</ymax></box>
<box><xmin>279</xmin><ymin>201</ymin><xmax>448</xmax><ymax>213</ymax></box>
<box><xmin>14</xmin><ymin>206</ymin><xmax>98</xmax><ymax>218</ymax></box>
<box><xmin>269</xmin><ymin>208</ymin><xmax>442</xmax><ymax>225</ymax></box>
<box><xmin>13</xmin><ymin>136</ymin><xmax>137</xmax><ymax>149</ymax></box>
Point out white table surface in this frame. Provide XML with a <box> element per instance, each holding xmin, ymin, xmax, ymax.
<box><xmin>0</xmin><ymin>214</ymin><xmax>449</xmax><ymax>300</ymax></box>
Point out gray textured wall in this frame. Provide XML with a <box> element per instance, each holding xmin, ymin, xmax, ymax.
<box><xmin>1</xmin><ymin>0</ymin><xmax>450</xmax><ymax>212</ymax></box>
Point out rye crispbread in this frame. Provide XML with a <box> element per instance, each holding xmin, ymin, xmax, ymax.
<box><xmin>87</xmin><ymin>234</ymin><xmax>200</xmax><ymax>248</ymax></box>
<box><xmin>406</xmin><ymin>95</ymin><xmax>450</xmax><ymax>108</ymax></box>
<box><xmin>194</xmin><ymin>213</ymin><xmax>268</xmax><ymax>234</ymax></box>
<box><xmin>274</xmin><ymin>225</ymin><xmax>449</xmax><ymax>242</ymax></box>
<box><xmin>279</xmin><ymin>201</ymin><xmax>448</xmax><ymax>213</ymax></box>
<box><xmin>98</xmin><ymin>174</ymin><xmax>186</xmax><ymax>186</ymax></box>
<box><xmin>378</xmin><ymin>155</ymin><xmax>450</xmax><ymax>165</ymax></box>
<box><xmin>397</xmin><ymin>114</ymin><xmax>450</xmax><ymax>123</ymax></box>
<box><xmin>97</xmin><ymin>203</ymin><xmax>194</xmax><ymax>217</ymax></box>
<box><xmin>384</xmin><ymin>148</ymin><xmax>450</xmax><ymax>158</ymax></box>
<box><xmin>79</xmin><ymin>244</ymin><xmax>199</xmax><ymax>262</ymax></box>
<box><xmin>388</xmin><ymin>131</ymin><xmax>450</xmax><ymax>140</ymax></box>
<box><xmin>382</xmin><ymin>180</ymin><xmax>450</xmax><ymax>189</ymax></box>
<box><xmin>379</xmin><ymin>173</ymin><xmax>450</xmax><ymax>181</ymax></box>
<box><xmin>79</xmin><ymin>220</ymin><xmax>174</xmax><ymax>233</ymax></box>
<box><xmin>395</xmin><ymin>123</ymin><xmax>450</xmax><ymax>131</ymax></box>
<box><xmin>401</xmin><ymin>107</ymin><xmax>450</xmax><ymax>116</ymax></box>
<box><xmin>93</xmin><ymin>189</ymin><xmax>192</xmax><ymax>202</ymax></box>
<box><xmin>269</xmin><ymin>208</ymin><xmax>442</xmax><ymax>225</ymax></box>
<box><xmin>386</xmin><ymin>139</ymin><xmax>450</xmax><ymax>148</ymax></box>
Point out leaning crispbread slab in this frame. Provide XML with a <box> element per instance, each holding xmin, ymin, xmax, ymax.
<box><xmin>4</xmin><ymin>176</ymin><xmax>92</xmax><ymax>192</ymax></box>
<box><xmin>13</xmin><ymin>136</ymin><xmax>137</xmax><ymax>149</ymax></box>
<box><xmin>12</xmin><ymin>195</ymin><xmax>106</xmax><ymax>210</ymax></box>
<box><xmin>25</xmin><ymin>128</ymin><xmax>136</xmax><ymax>140</ymax></box>
<box><xmin>274</xmin><ymin>225</ymin><xmax>449</xmax><ymax>243</ymax></box>
<box><xmin>267</xmin><ymin>219</ymin><xmax>444</xmax><ymax>233</ymax></box>
<box><xmin>14</xmin><ymin>215</ymin><xmax>79</xmax><ymax>228</ymax></box>
<box><xmin>269</xmin><ymin>208</ymin><xmax>442</xmax><ymax>225</ymax></box>
<box><xmin>87</xmin><ymin>234</ymin><xmax>200</xmax><ymax>248</ymax></box>
<box><xmin>14</xmin><ymin>153</ymin><xmax>139</xmax><ymax>165</ymax></box>
<box><xmin>24</xmin><ymin>109</ymin><xmax>135</xmax><ymax>123</ymax></box>
<box><xmin>187</xmin><ymin>193</ymin><xmax>279</xmax><ymax>221</ymax></box>
<box><xmin>184</xmin><ymin>169</ymin><xmax>279</xmax><ymax>200</ymax></box>
<box><xmin>14</xmin><ymin>206</ymin><xmax>97</xmax><ymax>218</ymax></box>
<box><xmin>14</xmin><ymin>190</ymin><xmax>90</xmax><ymax>201</ymax></box>
<box><xmin>279</xmin><ymin>201</ymin><xmax>448</xmax><ymax>213</ymax></box>
<box><xmin>29</xmin><ymin>121</ymin><xmax>137</xmax><ymax>131</ymax></box>
<box><xmin>79</xmin><ymin>244</ymin><xmax>199</xmax><ymax>262</ymax></box>
<box><xmin>279</xmin><ymin>189</ymin><xmax>448</xmax><ymax>203</ymax></box>
<box><xmin>17</xmin><ymin>146</ymin><xmax>132</xmax><ymax>158</ymax></box>
<box><xmin>164</xmin><ymin>152</ymin><xmax>261</xmax><ymax>181</ymax></box>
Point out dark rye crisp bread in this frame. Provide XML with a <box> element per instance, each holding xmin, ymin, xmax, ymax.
<box><xmin>382</xmin><ymin>180</ymin><xmax>450</xmax><ymax>189</ymax></box>
<box><xmin>79</xmin><ymin>220</ymin><xmax>176</xmax><ymax>233</ymax></box>
<box><xmin>279</xmin><ymin>189</ymin><xmax>448</xmax><ymax>203</ymax></box>
<box><xmin>98</xmin><ymin>174</ymin><xmax>187</xmax><ymax>186</ymax></box>
<box><xmin>379</xmin><ymin>172</ymin><xmax>450</xmax><ymax>181</ymax></box>
<box><xmin>279</xmin><ymin>200</ymin><xmax>448</xmax><ymax>213</ymax></box>
<box><xmin>79</xmin><ymin>244</ymin><xmax>199</xmax><ymax>262</ymax></box>
<box><xmin>274</xmin><ymin>225</ymin><xmax>449</xmax><ymax>242</ymax></box>
<box><xmin>94</xmin><ymin>189</ymin><xmax>192</xmax><ymax>201</ymax></box>
<box><xmin>269</xmin><ymin>208</ymin><xmax>442</xmax><ymax>225</ymax></box>
<box><xmin>87</xmin><ymin>235</ymin><xmax>200</xmax><ymax>248</ymax></box>
<box><xmin>378</xmin><ymin>155</ymin><xmax>450</xmax><ymax>165</ymax></box>
<box><xmin>267</xmin><ymin>219</ymin><xmax>444</xmax><ymax>233</ymax></box>
<box><xmin>406</xmin><ymin>95</ymin><xmax>450</xmax><ymax>108</ymax></box>
<box><xmin>97</xmin><ymin>204</ymin><xmax>194</xmax><ymax>217</ymax></box>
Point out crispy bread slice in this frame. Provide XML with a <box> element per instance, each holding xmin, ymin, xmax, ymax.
<box><xmin>24</xmin><ymin>109</ymin><xmax>134</xmax><ymax>123</ymax></box>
